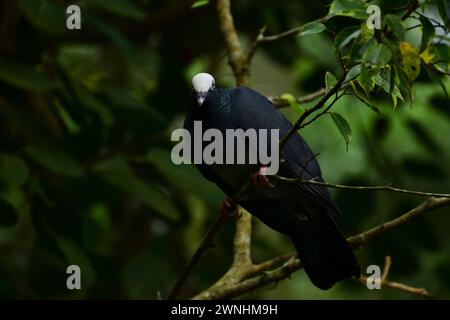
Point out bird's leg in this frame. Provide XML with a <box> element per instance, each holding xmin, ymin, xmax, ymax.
<box><xmin>251</xmin><ymin>165</ymin><xmax>274</xmax><ymax>188</ymax></box>
<box><xmin>218</xmin><ymin>196</ymin><xmax>240</xmax><ymax>219</ymax></box>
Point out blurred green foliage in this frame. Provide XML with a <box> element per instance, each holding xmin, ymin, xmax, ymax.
<box><xmin>0</xmin><ymin>0</ymin><xmax>449</xmax><ymax>299</ymax></box>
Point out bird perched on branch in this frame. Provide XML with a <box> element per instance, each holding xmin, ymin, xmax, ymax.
<box><xmin>184</xmin><ymin>72</ymin><xmax>360</xmax><ymax>290</ymax></box>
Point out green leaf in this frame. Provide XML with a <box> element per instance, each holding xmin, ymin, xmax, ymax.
<box><xmin>328</xmin><ymin>0</ymin><xmax>368</xmax><ymax>20</ymax></box>
<box><xmin>73</xmin><ymin>85</ymin><xmax>114</xmax><ymax>128</ymax></box>
<box><xmin>87</xmin><ymin>0</ymin><xmax>146</xmax><ymax>20</ymax></box>
<box><xmin>18</xmin><ymin>0</ymin><xmax>66</xmax><ymax>35</ymax></box>
<box><xmin>25</xmin><ymin>144</ymin><xmax>84</xmax><ymax>177</ymax></box>
<box><xmin>0</xmin><ymin>153</ymin><xmax>29</xmax><ymax>187</ymax></box>
<box><xmin>420</xmin><ymin>16</ymin><xmax>435</xmax><ymax>52</ymax></box>
<box><xmin>54</xmin><ymin>101</ymin><xmax>81</xmax><ymax>134</ymax></box>
<box><xmin>429</xmin><ymin>43</ymin><xmax>450</xmax><ymax>72</ymax></box>
<box><xmin>373</xmin><ymin>73</ymin><xmax>390</xmax><ymax>93</ymax></box>
<box><xmin>437</xmin><ymin>0</ymin><xmax>450</xmax><ymax>30</ymax></box>
<box><xmin>358</xmin><ymin>63</ymin><xmax>378</xmax><ymax>96</ymax></box>
<box><xmin>281</xmin><ymin>93</ymin><xmax>305</xmax><ymax>115</ymax></box>
<box><xmin>351</xmin><ymin>93</ymin><xmax>380</xmax><ymax>114</ymax></box>
<box><xmin>299</xmin><ymin>22</ymin><xmax>326</xmax><ymax>37</ymax></box>
<box><xmin>85</xmin><ymin>14</ymin><xmax>136</xmax><ymax>59</ymax></box>
<box><xmin>55</xmin><ymin>237</ymin><xmax>97</xmax><ymax>287</ymax></box>
<box><xmin>424</xmin><ymin>64</ymin><xmax>448</xmax><ymax>99</ymax></box>
<box><xmin>191</xmin><ymin>0</ymin><xmax>209</xmax><ymax>9</ymax></box>
<box><xmin>385</xmin><ymin>14</ymin><xmax>405</xmax><ymax>39</ymax></box>
<box><xmin>335</xmin><ymin>26</ymin><xmax>361</xmax><ymax>51</ymax></box>
<box><xmin>345</xmin><ymin>64</ymin><xmax>361</xmax><ymax>82</ymax></box>
<box><xmin>351</xmin><ymin>33</ymin><xmax>376</xmax><ymax>60</ymax></box>
<box><xmin>362</xmin><ymin>42</ymin><xmax>392</xmax><ymax>66</ymax></box>
<box><xmin>391</xmin><ymin>86</ymin><xmax>404</xmax><ymax>108</ymax></box>
<box><xmin>325</xmin><ymin>71</ymin><xmax>338</xmax><ymax>93</ymax></box>
<box><xmin>0</xmin><ymin>58</ymin><xmax>52</xmax><ymax>92</ymax></box>
<box><xmin>329</xmin><ymin>112</ymin><xmax>352</xmax><ymax>151</ymax></box>
<box><xmin>93</xmin><ymin>157</ymin><xmax>180</xmax><ymax>221</ymax></box>
<box><xmin>145</xmin><ymin>149</ymin><xmax>223</xmax><ymax>206</ymax></box>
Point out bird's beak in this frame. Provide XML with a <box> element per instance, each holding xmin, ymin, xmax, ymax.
<box><xmin>196</xmin><ymin>91</ymin><xmax>208</xmax><ymax>106</ymax></box>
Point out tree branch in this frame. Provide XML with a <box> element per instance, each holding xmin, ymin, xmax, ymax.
<box><xmin>193</xmin><ymin>197</ymin><xmax>450</xmax><ymax>300</ymax></box>
<box><xmin>381</xmin><ymin>256</ymin><xmax>392</xmax><ymax>283</ymax></box>
<box><xmin>258</xmin><ymin>26</ymin><xmax>302</xmax><ymax>43</ymax></box>
<box><xmin>216</xmin><ymin>0</ymin><xmax>249</xmax><ymax>86</ymax></box>
<box><xmin>247</xmin><ymin>16</ymin><xmax>328</xmax><ymax>59</ymax></box>
<box><xmin>357</xmin><ymin>256</ymin><xmax>433</xmax><ymax>298</ymax></box>
<box><xmin>269</xmin><ymin>88</ymin><xmax>327</xmax><ymax>108</ymax></box>
<box><xmin>175</xmin><ymin>0</ymin><xmax>256</xmax><ymax>301</ymax></box>
<box><xmin>167</xmin><ymin>216</ymin><xmax>226</xmax><ymax>300</ymax></box>
<box><xmin>271</xmin><ymin>176</ymin><xmax>450</xmax><ymax>199</ymax></box>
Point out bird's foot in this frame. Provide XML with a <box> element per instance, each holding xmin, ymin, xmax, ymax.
<box><xmin>218</xmin><ymin>196</ymin><xmax>240</xmax><ymax>219</ymax></box>
<box><xmin>251</xmin><ymin>165</ymin><xmax>274</xmax><ymax>188</ymax></box>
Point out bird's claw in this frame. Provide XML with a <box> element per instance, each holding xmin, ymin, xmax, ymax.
<box><xmin>219</xmin><ymin>196</ymin><xmax>240</xmax><ymax>219</ymax></box>
<box><xmin>251</xmin><ymin>166</ymin><xmax>274</xmax><ymax>188</ymax></box>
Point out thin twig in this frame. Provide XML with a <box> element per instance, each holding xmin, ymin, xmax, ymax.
<box><xmin>259</xmin><ymin>26</ymin><xmax>302</xmax><ymax>42</ymax></box>
<box><xmin>247</xmin><ymin>16</ymin><xmax>328</xmax><ymax>60</ymax></box>
<box><xmin>279</xmin><ymin>70</ymin><xmax>347</xmax><ymax>151</ymax></box>
<box><xmin>271</xmin><ymin>176</ymin><xmax>450</xmax><ymax>198</ymax></box>
<box><xmin>269</xmin><ymin>88</ymin><xmax>327</xmax><ymax>108</ymax></box>
<box><xmin>299</xmin><ymin>153</ymin><xmax>321</xmax><ymax>179</ymax></box>
<box><xmin>168</xmin><ymin>216</ymin><xmax>226</xmax><ymax>300</ymax></box>
<box><xmin>299</xmin><ymin>90</ymin><xmax>347</xmax><ymax>129</ymax></box>
<box><xmin>357</xmin><ymin>276</ymin><xmax>432</xmax><ymax>298</ymax></box>
<box><xmin>381</xmin><ymin>256</ymin><xmax>392</xmax><ymax>282</ymax></box>
<box><xmin>357</xmin><ymin>255</ymin><xmax>432</xmax><ymax>298</ymax></box>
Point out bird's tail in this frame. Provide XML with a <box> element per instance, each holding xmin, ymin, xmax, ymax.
<box><xmin>289</xmin><ymin>209</ymin><xmax>360</xmax><ymax>290</ymax></box>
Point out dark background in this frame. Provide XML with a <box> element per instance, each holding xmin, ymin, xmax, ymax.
<box><xmin>0</xmin><ymin>0</ymin><xmax>449</xmax><ymax>299</ymax></box>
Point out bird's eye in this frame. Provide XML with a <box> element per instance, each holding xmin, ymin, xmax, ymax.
<box><xmin>211</xmin><ymin>82</ymin><xmax>216</xmax><ymax>90</ymax></box>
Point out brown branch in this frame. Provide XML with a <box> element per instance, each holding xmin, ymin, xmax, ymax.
<box><xmin>193</xmin><ymin>197</ymin><xmax>450</xmax><ymax>300</ymax></box>
<box><xmin>348</xmin><ymin>197</ymin><xmax>450</xmax><ymax>248</ymax></box>
<box><xmin>258</xmin><ymin>26</ymin><xmax>302</xmax><ymax>43</ymax></box>
<box><xmin>178</xmin><ymin>0</ymin><xmax>256</xmax><ymax>302</ymax></box>
<box><xmin>271</xmin><ymin>176</ymin><xmax>450</xmax><ymax>199</ymax></box>
<box><xmin>231</xmin><ymin>208</ymin><xmax>253</xmax><ymax>266</ymax></box>
<box><xmin>216</xmin><ymin>0</ymin><xmax>254</xmax><ymax>266</ymax></box>
<box><xmin>247</xmin><ymin>16</ymin><xmax>328</xmax><ymax>59</ymax></box>
<box><xmin>269</xmin><ymin>88</ymin><xmax>327</xmax><ymax>108</ymax></box>
<box><xmin>381</xmin><ymin>256</ymin><xmax>392</xmax><ymax>283</ymax></box>
<box><xmin>358</xmin><ymin>256</ymin><xmax>432</xmax><ymax>298</ymax></box>
<box><xmin>247</xmin><ymin>25</ymin><xmax>302</xmax><ymax>60</ymax></box>
<box><xmin>217</xmin><ymin>0</ymin><xmax>249</xmax><ymax>86</ymax></box>
<box><xmin>167</xmin><ymin>216</ymin><xmax>226</xmax><ymax>300</ymax></box>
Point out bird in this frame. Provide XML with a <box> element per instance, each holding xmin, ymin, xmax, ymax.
<box><xmin>184</xmin><ymin>72</ymin><xmax>360</xmax><ymax>290</ymax></box>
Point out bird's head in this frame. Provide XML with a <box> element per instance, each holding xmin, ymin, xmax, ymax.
<box><xmin>192</xmin><ymin>73</ymin><xmax>215</xmax><ymax>106</ymax></box>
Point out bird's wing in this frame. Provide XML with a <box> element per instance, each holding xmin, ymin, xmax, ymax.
<box><xmin>229</xmin><ymin>87</ymin><xmax>342</xmax><ymax>222</ymax></box>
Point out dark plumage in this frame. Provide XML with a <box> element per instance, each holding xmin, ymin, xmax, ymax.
<box><xmin>185</xmin><ymin>74</ymin><xmax>360</xmax><ymax>290</ymax></box>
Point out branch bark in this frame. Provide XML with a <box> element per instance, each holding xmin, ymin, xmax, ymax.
<box><xmin>358</xmin><ymin>256</ymin><xmax>432</xmax><ymax>298</ymax></box>
<box><xmin>217</xmin><ymin>0</ymin><xmax>249</xmax><ymax>86</ymax></box>
<box><xmin>193</xmin><ymin>197</ymin><xmax>450</xmax><ymax>300</ymax></box>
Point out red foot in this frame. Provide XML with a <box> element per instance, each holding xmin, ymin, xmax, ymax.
<box><xmin>251</xmin><ymin>166</ymin><xmax>273</xmax><ymax>188</ymax></box>
<box><xmin>219</xmin><ymin>196</ymin><xmax>239</xmax><ymax>219</ymax></box>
